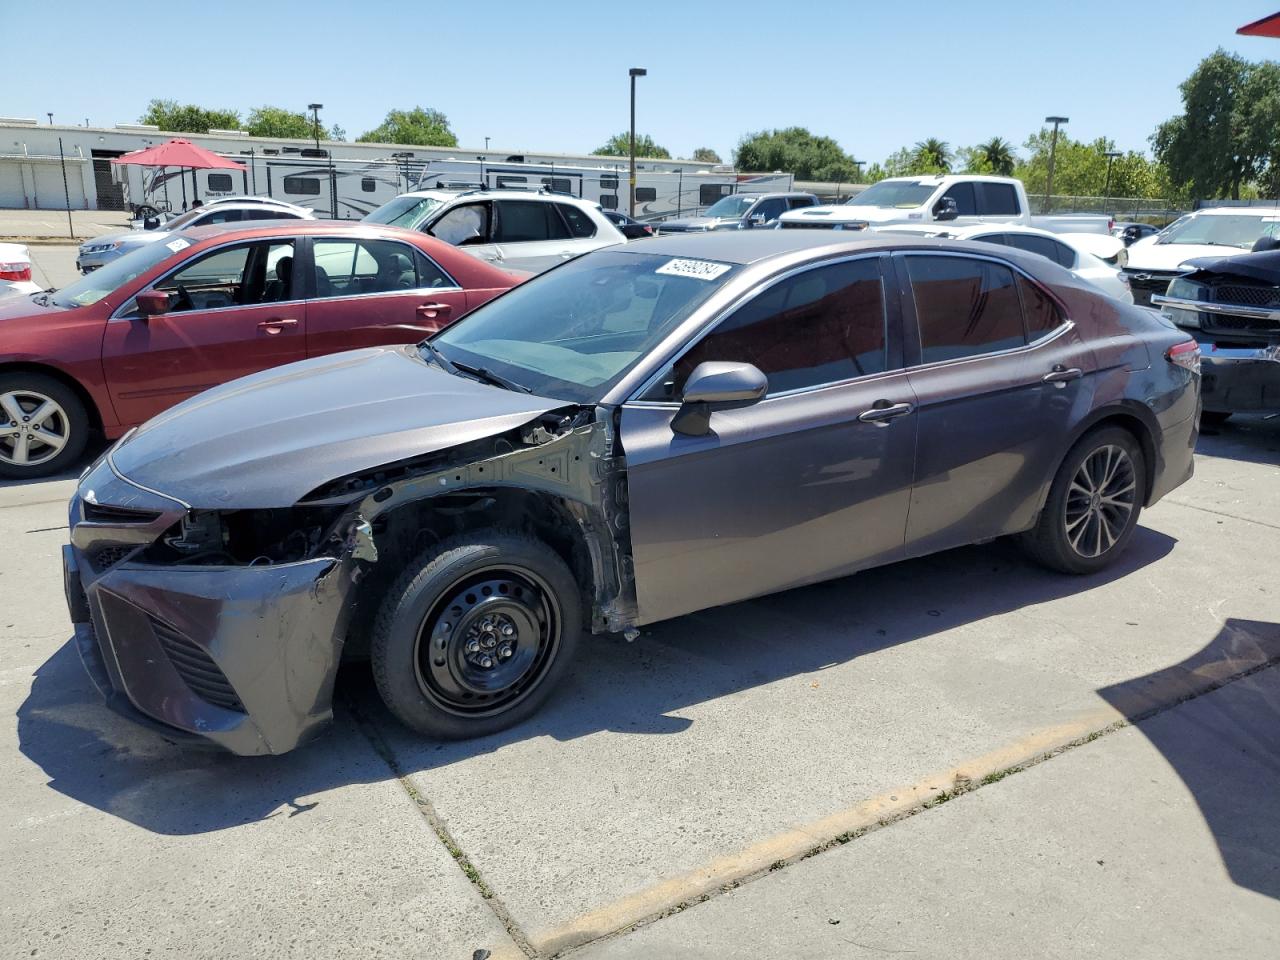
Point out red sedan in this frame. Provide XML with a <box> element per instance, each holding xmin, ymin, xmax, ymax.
<box><xmin>0</xmin><ymin>222</ymin><xmax>521</xmax><ymax>478</ymax></box>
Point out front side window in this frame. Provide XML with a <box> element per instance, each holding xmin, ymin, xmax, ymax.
<box><xmin>906</xmin><ymin>255</ymin><xmax>1024</xmax><ymax>363</ymax></box>
<box><xmin>429</xmin><ymin>203</ymin><xmax>491</xmax><ymax>246</ymax></box>
<box><xmin>704</xmin><ymin>195</ymin><xmax>756</xmax><ymax>219</ymax></box>
<box><xmin>312</xmin><ymin>238</ymin><xmax>430</xmax><ymax>298</ymax></box>
<box><xmin>494</xmin><ymin>200</ymin><xmax>568</xmax><ymax>243</ymax></box>
<box><xmin>153</xmin><ymin>240</ymin><xmax>296</xmax><ymax>311</ymax></box>
<box><xmin>197</xmin><ymin>208</ymin><xmax>243</xmax><ymax>225</ymax></box>
<box><xmin>940</xmin><ymin>183</ymin><xmax>977</xmax><ymax>216</ymax></box>
<box><xmin>751</xmin><ymin>198</ymin><xmax>787</xmax><ymax>222</ymax></box>
<box><xmin>432</xmin><ymin>250</ymin><xmax>740</xmax><ymax>403</ymax></box>
<box><xmin>664</xmin><ymin>258</ymin><xmax>887</xmax><ymax>397</ymax></box>
<box><xmin>1004</xmin><ymin>233</ymin><xmax>1076</xmax><ymax>268</ymax></box>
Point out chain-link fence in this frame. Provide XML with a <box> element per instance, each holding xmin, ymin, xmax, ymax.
<box><xmin>1035</xmin><ymin>194</ymin><xmax>1186</xmax><ymax>223</ymax></box>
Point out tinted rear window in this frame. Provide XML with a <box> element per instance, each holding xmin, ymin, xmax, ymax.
<box><xmin>906</xmin><ymin>255</ymin><xmax>1025</xmax><ymax>363</ymax></box>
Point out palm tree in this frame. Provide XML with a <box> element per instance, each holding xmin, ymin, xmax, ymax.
<box><xmin>976</xmin><ymin>137</ymin><xmax>1016</xmax><ymax>175</ymax></box>
<box><xmin>913</xmin><ymin>138</ymin><xmax>952</xmax><ymax>172</ymax></box>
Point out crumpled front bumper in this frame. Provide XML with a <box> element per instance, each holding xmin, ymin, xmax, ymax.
<box><xmin>1199</xmin><ymin>343</ymin><xmax>1280</xmax><ymax>414</ymax></box>
<box><xmin>64</xmin><ymin>458</ymin><xmax>355</xmax><ymax>756</ymax></box>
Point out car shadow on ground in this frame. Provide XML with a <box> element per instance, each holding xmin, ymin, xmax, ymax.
<box><xmin>0</xmin><ymin>439</ymin><xmax>107</xmax><ymax>491</ymax></box>
<box><xmin>1195</xmin><ymin>413</ymin><xmax>1280</xmax><ymax>466</ymax></box>
<box><xmin>19</xmin><ymin>527</ymin><xmax>1178</xmax><ymax>837</ymax></box>
<box><xmin>1097</xmin><ymin>617</ymin><xmax>1280</xmax><ymax>902</ymax></box>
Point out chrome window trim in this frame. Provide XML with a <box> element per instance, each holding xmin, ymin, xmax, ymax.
<box><xmin>626</xmin><ymin>251</ymin><xmax>892</xmax><ymax>403</ymax></box>
<box><xmin>897</xmin><ymin>249</ymin><xmax>1075</xmax><ymax>370</ymax></box>
<box><xmin>307</xmin><ymin>285</ymin><xmax>463</xmax><ymax>306</ymax></box>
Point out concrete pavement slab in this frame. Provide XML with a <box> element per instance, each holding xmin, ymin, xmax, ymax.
<box><xmin>570</xmin><ymin>664</ymin><xmax>1280</xmax><ymax>960</ymax></box>
<box><xmin>0</xmin><ymin>487</ymin><xmax>519</xmax><ymax>959</ymax></box>
<box><xmin>377</xmin><ymin>426</ymin><xmax>1280</xmax><ymax>954</ymax></box>
<box><xmin>24</xmin><ymin>244</ymin><xmax>80</xmax><ymax>290</ymax></box>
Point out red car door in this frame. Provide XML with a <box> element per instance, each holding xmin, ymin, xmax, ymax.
<box><xmin>101</xmin><ymin>238</ymin><xmax>306</xmax><ymax>427</ymax></box>
<box><xmin>304</xmin><ymin>236</ymin><xmax>469</xmax><ymax>356</ymax></box>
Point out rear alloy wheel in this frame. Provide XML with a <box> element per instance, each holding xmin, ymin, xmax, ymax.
<box><xmin>0</xmin><ymin>374</ymin><xmax>89</xmax><ymax>479</ymax></box>
<box><xmin>371</xmin><ymin>532</ymin><xmax>582</xmax><ymax>740</ymax></box>
<box><xmin>1021</xmin><ymin>426</ymin><xmax>1146</xmax><ymax>574</ymax></box>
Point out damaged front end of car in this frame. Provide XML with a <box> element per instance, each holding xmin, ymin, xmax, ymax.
<box><xmin>64</xmin><ymin>406</ymin><xmax>636</xmax><ymax>756</ymax></box>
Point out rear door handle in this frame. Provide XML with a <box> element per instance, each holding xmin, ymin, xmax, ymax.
<box><xmin>257</xmin><ymin>318</ymin><xmax>298</xmax><ymax>335</ymax></box>
<box><xmin>857</xmin><ymin>400</ymin><xmax>914</xmax><ymax>424</ymax></box>
<box><xmin>416</xmin><ymin>302</ymin><xmax>453</xmax><ymax>320</ymax></box>
<box><xmin>1043</xmin><ymin>365</ymin><xmax>1083</xmax><ymax>384</ymax></box>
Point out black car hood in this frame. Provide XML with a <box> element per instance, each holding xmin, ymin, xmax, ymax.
<box><xmin>1180</xmin><ymin>249</ymin><xmax>1280</xmax><ymax>285</ymax></box>
<box><xmin>110</xmin><ymin>346</ymin><xmax>569</xmax><ymax>508</ymax></box>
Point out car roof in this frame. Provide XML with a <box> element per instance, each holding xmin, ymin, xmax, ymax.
<box><xmin>175</xmin><ymin>220</ymin><xmax>433</xmax><ymax>244</ymax></box>
<box><xmin>1190</xmin><ymin>206</ymin><xmax>1280</xmax><ymax>216</ymax></box>
<box><xmin>393</xmin><ymin>188</ymin><xmax>599</xmax><ymax>207</ymax></box>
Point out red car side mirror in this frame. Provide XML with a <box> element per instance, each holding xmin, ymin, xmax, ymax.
<box><xmin>136</xmin><ymin>291</ymin><xmax>171</xmax><ymax>318</ymax></box>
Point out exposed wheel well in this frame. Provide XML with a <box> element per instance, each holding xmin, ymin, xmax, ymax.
<box><xmin>1084</xmin><ymin>412</ymin><xmax>1158</xmax><ymax>505</ymax></box>
<box><xmin>344</xmin><ymin>488</ymin><xmax>598</xmax><ymax>659</ymax></box>
<box><xmin>0</xmin><ymin>362</ymin><xmax>105</xmax><ymax>433</ymax></box>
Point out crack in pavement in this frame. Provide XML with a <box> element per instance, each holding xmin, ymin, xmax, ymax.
<box><xmin>1162</xmin><ymin>496</ymin><xmax>1280</xmax><ymax>532</ymax></box>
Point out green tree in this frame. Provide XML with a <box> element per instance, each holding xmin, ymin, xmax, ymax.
<box><xmin>912</xmin><ymin>138</ymin><xmax>952</xmax><ymax>173</ymax></box>
<box><xmin>963</xmin><ymin>137</ymin><xmax>1015</xmax><ymax>175</ymax></box>
<box><xmin>329</xmin><ymin>124</ymin><xmax>347</xmax><ymax>142</ymax></box>
<box><xmin>358</xmin><ymin>107</ymin><xmax>458</xmax><ymax>146</ymax></box>
<box><xmin>733</xmin><ymin>127</ymin><xmax>858</xmax><ymax>180</ymax></box>
<box><xmin>1014</xmin><ymin>131</ymin><xmax>1172</xmax><ymax>204</ymax></box>
<box><xmin>691</xmin><ymin>147</ymin><xmax>722</xmax><ymax>163</ymax></box>
<box><xmin>593</xmin><ymin>133</ymin><xmax>671</xmax><ymax>159</ymax></box>
<box><xmin>880</xmin><ymin>144</ymin><xmax>947</xmax><ymax>177</ymax></box>
<box><xmin>245</xmin><ymin>105</ymin><xmax>314</xmax><ymax>139</ymax></box>
<box><xmin>1152</xmin><ymin>49</ymin><xmax>1280</xmax><ymax>200</ymax></box>
<box><xmin>138</xmin><ymin>99</ymin><xmax>240</xmax><ymax>134</ymax></box>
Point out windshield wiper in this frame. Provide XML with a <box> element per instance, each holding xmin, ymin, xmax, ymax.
<box><xmin>419</xmin><ymin>340</ymin><xmax>458</xmax><ymax>374</ymax></box>
<box><xmin>450</xmin><ymin>358</ymin><xmax>533</xmax><ymax>393</ymax></box>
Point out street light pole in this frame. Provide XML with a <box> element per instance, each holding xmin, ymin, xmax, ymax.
<box><xmin>484</xmin><ymin>136</ymin><xmax>490</xmax><ymax>152</ymax></box>
<box><xmin>629</xmin><ymin>67</ymin><xmax>647</xmax><ymax>217</ymax></box>
<box><xmin>308</xmin><ymin>103</ymin><xmax>323</xmax><ymax>152</ymax></box>
<box><xmin>1044</xmin><ymin>116</ymin><xmax>1068</xmax><ymax>213</ymax></box>
<box><xmin>1103</xmin><ymin>150</ymin><xmax>1122</xmax><ymax>209</ymax></box>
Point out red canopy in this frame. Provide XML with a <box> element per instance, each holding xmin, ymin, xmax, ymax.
<box><xmin>110</xmin><ymin>138</ymin><xmax>242</xmax><ymax>170</ymax></box>
<box><xmin>1238</xmin><ymin>12</ymin><xmax>1280</xmax><ymax>37</ymax></box>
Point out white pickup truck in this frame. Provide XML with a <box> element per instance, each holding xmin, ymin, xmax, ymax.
<box><xmin>777</xmin><ymin>174</ymin><xmax>1112</xmax><ymax>235</ymax></box>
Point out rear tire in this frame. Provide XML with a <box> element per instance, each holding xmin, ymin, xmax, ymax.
<box><xmin>1021</xmin><ymin>426</ymin><xmax>1146</xmax><ymax>575</ymax></box>
<box><xmin>0</xmin><ymin>373</ymin><xmax>90</xmax><ymax>479</ymax></box>
<box><xmin>370</xmin><ymin>531</ymin><xmax>582</xmax><ymax>740</ymax></box>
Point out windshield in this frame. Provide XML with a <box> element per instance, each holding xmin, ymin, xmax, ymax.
<box><xmin>50</xmin><ymin>239</ymin><xmax>185</xmax><ymax>308</ymax></box>
<box><xmin>1157</xmin><ymin>212</ymin><xmax>1280</xmax><ymax>249</ymax></box>
<box><xmin>846</xmin><ymin>181</ymin><xmax>938</xmax><ymax>209</ymax></box>
<box><xmin>431</xmin><ymin>250</ymin><xmax>740</xmax><ymax>403</ymax></box>
<box><xmin>703</xmin><ymin>196</ymin><xmax>756</xmax><ymax>219</ymax></box>
<box><xmin>364</xmin><ymin>195</ymin><xmax>444</xmax><ymax>228</ymax></box>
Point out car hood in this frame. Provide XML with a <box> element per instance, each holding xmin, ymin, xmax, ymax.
<box><xmin>1125</xmin><ymin>238</ymin><xmax>1253</xmax><ymax>271</ymax></box>
<box><xmin>82</xmin><ymin>230</ymin><xmax>169</xmax><ymax>250</ymax></box>
<box><xmin>658</xmin><ymin>217</ymin><xmax>728</xmax><ymax>231</ymax></box>
<box><xmin>0</xmin><ymin>293</ymin><xmax>62</xmax><ymax>320</ymax></box>
<box><xmin>780</xmin><ymin>205</ymin><xmax>875</xmax><ymax>225</ymax></box>
<box><xmin>110</xmin><ymin>346</ymin><xmax>570</xmax><ymax>508</ymax></box>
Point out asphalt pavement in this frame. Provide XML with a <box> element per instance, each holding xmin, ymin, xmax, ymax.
<box><xmin>1</xmin><ymin>417</ymin><xmax>1278</xmax><ymax>959</ymax></box>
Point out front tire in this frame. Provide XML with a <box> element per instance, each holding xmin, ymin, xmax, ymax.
<box><xmin>371</xmin><ymin>531</ymin><xmax>582</xmax><ymax>740</ymax></box>
<box><xmin>1021</xmin><ymin>426</ymin><xmax>1146</xmax><ymax>575</ymax></box>
<box><xmin>0</xmin><ymin>373</ymin><xmax>90</xmax><ymax>479</ymax></box>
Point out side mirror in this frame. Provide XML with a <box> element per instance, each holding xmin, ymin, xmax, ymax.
<box><xmin>672</xmin><ymin>361</ymin><xmax>768</xmax><ymax>436</ymax></box>
<box><xmin>143</xmin><ymin>216</ymin><xmax>160</xmax><ymax>230</ymax></box>
<box><xmin>135</xmin><ymin>290</ymin><xmax>171</xmax><ymax>318</ymax></box>
<box><xmin>747</xmin><ymin>214</ymin><xmax>766</xmax><ymax>227</ymax></box>
<box><xmin>932</xmin><ymin>196</ymin><xmax>960</xmax><ymax>221</ymax></box>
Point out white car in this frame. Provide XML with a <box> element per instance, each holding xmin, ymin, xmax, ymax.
<box><xmin>364</xmin><ymin>188</ymin><xmax>625</xmax><ymax>273</ymax></box>
<box><xmin>1122</xmin><ymin>206</ymin><xmax>1280</xmax><ymax>304</ymax></box>
<box><xmin>873</xmin><ymin>222</ymin><xmax>1133</xmax><ymax>303</ymax></box>
<box><xmin>0</xmin><ymin>242</ymin><xmax>39</xmax><ymax>299</ymax></box>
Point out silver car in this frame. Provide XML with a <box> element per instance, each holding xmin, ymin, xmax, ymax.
<box><xmin>76</xmin><ymin>199</ymin><xmax>314</xmax><ymax>273</ymax></box>
<box><xmin>64</xmin><ymin>232</ymin><xmax>1200</xmax><ymax>754</ymax></box>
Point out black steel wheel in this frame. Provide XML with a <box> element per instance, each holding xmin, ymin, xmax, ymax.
<box><xmin>371</xmin><ymin>532</ymin><xmax>582</xmax><ymax>740</ymax></box>
<box><xmin>1021</xmin><ymin>426</ymin><xmax>1146</xmax><ymax>574</ymax></box>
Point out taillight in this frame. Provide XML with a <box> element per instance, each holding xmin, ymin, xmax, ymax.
<box><xmin>1166</xmin><ymin>339</ymin><xmax>1200</xmax><ymax>374</ymax></box>
<box><xmin>0</xmin><ymin>262</ymin><xmax>32</xmax><ymax>282</ymax></box>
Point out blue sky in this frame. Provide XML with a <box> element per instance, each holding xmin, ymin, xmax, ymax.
<box><xmin>7</xmin><ymin>0</ymin><xmax>1280</xmax><ymax>162</ymax></box>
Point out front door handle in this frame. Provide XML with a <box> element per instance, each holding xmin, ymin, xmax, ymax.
<box><xmin>416</xmin><ymin>302</ymin><xmax>453</xmax><ymax>320</ymax></box>
<box><xmin>857</xmin><ymin>400</ymin><xmax>914</xmax><ymax>424</ymax></box>
<box><xmin>1043</xmin><ymin>365</ymin><xmax>1083</xmax><ymax>384</ymax></box>
<box><xmin>256</xmin><ymin>318</ymin><xmax>298</xmax><ymax>335</ymax></box>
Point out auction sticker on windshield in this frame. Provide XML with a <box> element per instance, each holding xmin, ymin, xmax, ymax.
<box><xmin>656</xmin><ymin>258</ymin><xmax>732</xmax><ymax>282</ymax></box>
<box><xmin>166</xmin><ymin>238</ymin><xmax>190</xmax><ymax>253</ymax></box>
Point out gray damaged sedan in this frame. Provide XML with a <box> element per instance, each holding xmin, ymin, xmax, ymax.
<box><xmin>64</xmin><ymin>232</ymin><xmax>1201</xmax><ymax>755</ymax></box>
